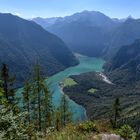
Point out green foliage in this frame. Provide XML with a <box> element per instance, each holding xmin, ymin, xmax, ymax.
<box><xmin>78</xmin><ymin>121</ymin><xmax>97</xmax><ymax>133</ymax></box>
<box><xmin>0</xmin><ymin>64</ymin><xmax>16</xmax><ymax>104</ymax></box>
<box><xmin>59</xmin><ymin>94</ymin><xmax>72</xmax><ymax>127</ymax></box>
<box><xmin>22</xmin><ymin>64</ymin><xmax>54</xmax><ymax>132</ymax></box>
<box><xmin>95</xmin><ymin>120</ymin><xmax>112</xmax><ymax>133</ymax></box>
<box><xmin>42</xmin><ymin>81</ymin><xmax>54</xmax><ymax>128</ymax></box>
<box><xmin>32</xmin><ymin>64</ymin><xmax>47</xmax><ymax>131</ymax></box>
<box><xmin>115</xmin><ymin>125</ymin><xmax>137</xmax><ymax>140</ymax></box>
<box><xmin>63</xmin><ymin>78</ymin><xmax>77</xmax><ymax>87</ymax></box>
<box><xmin>0</xmin><ymin>87</ymin><xmax>4</xmax><ymax>97</ymax></box>
<box><xmin>23</xmin><ymin>82</ymin><xmax>32</xmax><ymax>124</ymax></box>
<box><xmin>111</xmin><ymin>98</ymin><xmax>121</xmax><ymax>128</ymax></box>
<box><xmin>0</xmin><ymin>104</ymin><xmax>28</xmax><ymax>140</ymax></box>
<box><xmin>0</xmin><ymin>62</ymin><xmax>73</xmax><ymax>139</ymax></box>
<box><xmin>47</xmin><ymin>124</ymin><xmax>93</xmax><ymax>140</ymax></box>
<box><xmin>88</xmin><ymin>88</ymin><xmax>97</xmax><ymax>94</ymax></box>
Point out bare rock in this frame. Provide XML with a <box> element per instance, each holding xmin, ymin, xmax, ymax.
<box><xmin>94</xmin><ymin>134</ymin><xmax>124</xmax><ymax>140</ymax></box>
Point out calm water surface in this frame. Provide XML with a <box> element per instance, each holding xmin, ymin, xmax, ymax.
<box><xmin>46</xmin><ymin>55</ymin><xmax>105</xmax><ymax>121</ymax></box>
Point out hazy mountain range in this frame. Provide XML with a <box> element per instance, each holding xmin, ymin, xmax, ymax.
<box><xmin>33</xmin><ymin>11</ymin><xmax>140</xmax><ymax>59</ymax></box>
<box><xmin>0</xmin><ymin>13</ymin><xmax>78</xmax><ymax>86</ymax></box>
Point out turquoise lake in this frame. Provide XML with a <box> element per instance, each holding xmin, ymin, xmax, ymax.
<box><xmin>45</xmin><ymin>54</ymin><xmax>105</xmax><ymax>122</ymax></box>
<box><xmin>16</xmin><ymin>54</ymin><xmax>105</xmax><ymax>122</ymax></box>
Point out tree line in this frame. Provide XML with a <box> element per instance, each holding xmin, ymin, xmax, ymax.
<box><xmin>0</xmin><ymin>63</ymin><xmax>138</xmax><ymax>140</ymax></box>
<box><xmin>0</xmin><ymin>63</ymin><xmax>72</xmax><ymax>139</ymax></box>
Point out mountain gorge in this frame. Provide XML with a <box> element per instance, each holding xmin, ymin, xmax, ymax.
<box><xmin>33</xmin><ymin>11</ymin><xmax>118</xmax><ymax>57</ymax></box>
<box><xmin>62</xmin><ymin>40</ymin><xmax>140</xmax><ymax>137</ymax></box>
<box><xmin>1</xmin><ymin>0</ymin><xmax>140</xmax><ymax>137</ymax></box>
<box><xmin>33</xmin><ymin>11</ymin><xmax>140</xmax><ymax>59</ymax></box>
<box><xmin>31</xmin><ymin>11</ymin><xmax>140</xmax><ymax>138</ymax></box>
<box><xmin>0</xmin><ymin>13</ymin><xmax>78</xmax><ymax>86</ymax></box>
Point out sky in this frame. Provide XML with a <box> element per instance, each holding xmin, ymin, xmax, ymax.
<box><xmin>0</xmin><ymin>0</ymin><xmax>140</xmax><ymax>19</ymax></box>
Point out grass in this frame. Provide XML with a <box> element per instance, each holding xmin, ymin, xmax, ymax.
<box><xmin>63</xmin><ymin>78</ymin><xmax>77</xmax><ymax>87</ymax></box>
<box><xmin>88</xmin><ymin>88</ymin><xmax>98</xmax><ymax>94</ymax></box>
<box><xmin>46</xmin><ymin>120</ymin><xmax>113</xmax><ymax>140</ymax></box>
<box><xmin>46</xmin><ymin>124</ymin><xmax>97</xmax><ymax>140</ymax></box>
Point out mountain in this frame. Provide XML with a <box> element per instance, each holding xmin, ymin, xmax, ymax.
<box><xmin>33</xmin><ymin>11</ymin><xmax>119</xmax><ymax>57</ymax></box>
<box><xmin>108</xmin><ymin>54</ymin><xmax>140</xmax><ymax>86</ymax></box>
<box><xmin>33</xmin><ymin>11</ymin><xmax>140</xmax><ymax>59</ymax></box>
<box><xmin>62</xmin><ymin>40</ymin><xmax>140</xmax><ymax>136</ymax></box>
<box><xmin>105</xmin><ymin>40</ymin><xmax>140</xmax><ymax>86</ymax></box>
<box><xmin>105</xmin><ymin>40</ymin><xmax>140</xmax><ymax>71</ymax></box>
<box><xmin>106</xmin><ymin>18</ymin><xmax>140</xmax><ymax>59</ymax></box>
<box><xmin>0</xmin><ymin>13</ymin><xmax>78</xmax><ymax>86</ymax></box>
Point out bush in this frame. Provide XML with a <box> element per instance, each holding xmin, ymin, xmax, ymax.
<box><xmin>47</xmin><ymin>124</ymin><xmax>97</xmax><ymax>140</ymax></box>
<box><xmin>96</xmin><ymin>120</ymin><xmax>112</xmax><ymax>133</ymax></box>
<box><xmin>116</xmin><ymin>125</ymin><xmax>137</xmax><ymax>140</ymax></box>
<box><xmin>0</xmin><ymin>105</ymin><xmax>28</xmax><ymax>140</ymax></box>
<box><xmin>78</xmin><ymin>121</ymin><xmax>97</xmax><ymax>133</ymax></box>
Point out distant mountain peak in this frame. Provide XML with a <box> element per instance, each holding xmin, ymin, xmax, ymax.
<box><xmin>77</xmin><ymin>10</ymin><xmax>102</xmax><ymax>14</ymax></box>
<box><xmin>33</xmin><ymin>11</ymin><xmax>140</xmax><ymax>60</ymax></box>
<box><xmin>69</xmin><ymin>10</ymin><xmax>110</xmax><ymax>19</ymax></box>
<box><xmin>127</xmin><ymin>15</ymin><xmax>134</xmax><ymax>19</ymax></box>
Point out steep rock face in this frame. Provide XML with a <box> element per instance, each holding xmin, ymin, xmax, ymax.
<box><xmin>108</xmin><ymin>54</ymin><xmax>140</xmax><ymax>85</ymax></box>
<box><xmin>104</xmin><ymin>40</ymin><xmax>140</xmax><ymax>85</ymax></box>
<box><xmin>0</xmin><ymin>13</ymin><xmax>78</xmax><ymax>86</ymax></box>
<box><xmin>94</xmin><ymin>134</ymin><xmax>124</xmax><ymax>140</ymax></box>
<box><xmin>105</xmin><ymin>40</ymin><xmax>140</xmax><ymax>71</ymax></box>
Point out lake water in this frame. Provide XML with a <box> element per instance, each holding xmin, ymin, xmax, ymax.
<box><xmin>45</xmin><ymin>54</ymin><xmax>105</xmax><ymax>122</ymax></box>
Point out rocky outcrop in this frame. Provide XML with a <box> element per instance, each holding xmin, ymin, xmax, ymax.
<box><xmin>94</xmin><ymin>134</ymin><xmax>124</xmax><ymax>140</ymax></box>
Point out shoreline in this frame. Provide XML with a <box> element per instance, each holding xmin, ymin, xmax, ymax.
<box><xmin>59</xmin><ymin>71</ymin><xmax>113</xmax><ymax>121</ymax></box>
<box><xmin>60</xmin><ymin>80</ymin><xmax>88</xmax><ymax>121</ymax></box>
<box><xmin>47</xmin><ymin>55</ymin><xmax>105</xmax><ymax>122</ymax></box>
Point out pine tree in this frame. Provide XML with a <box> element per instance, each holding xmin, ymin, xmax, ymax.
<box><xmin>1</xmin><ymin>64</ymin><xmax>8</xmax><ymax>100</ymax></box>
<box><xmin>54</xmin><ymin>109</ymin><xmax>61</xmax><ymax>131</ymax></box>
<box><xmin>33</xmin><ymin>64</ymin><xmax>42</xmax><ymax>131</ymax></box>
<box><xmin>23</xmin><ymin>82</ymin><xmax>31</xmax><ymax>124</ymax></box>
<box><xmin>43</xmin><ymin>83</ymin><xmax>54</xmax><ymax>128</ymax></box>
<box><xmin>30</xmin><ymin>82</ymin><xmax>38</xmax><ymax>129</ymax></box>
<box><xmin>113</xmin><ymin>98</ymin><xmax>121</xmax><ymax>128</ymax></box>
<box><xmin>0</xmin><ymin>63</ymin><xmax>16</xmax><ymax>104</ymax></box>
<box><xmin>32</xmin><ymin>64</ymin><xmax>54</xmax><ymax>132</ymax></box>
<box><xmin>59</xmin><ymin>94</ymin><xmax>72</xmax><ymax>127</ymax></box>
<box><xmin>0</xmin><ymin>87</ymin><xmax>4</xmax><ymax>105</ymax></box>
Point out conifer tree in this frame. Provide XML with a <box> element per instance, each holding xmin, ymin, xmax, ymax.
<box><xmin>54</xmin><ymin>110</ymin><xmax>61</xmax><ymax>131</ymax></box>
<box><xmin>33</xmin><ymin>64</ymin><xmax>42</xmax><ymax>131</ymax></box>
<box><xmin>59</xmin><ymin>94</ymin><xmax>72</xmax><ymax>127</ymax></box>
<box><xmin>43</xmin><ymin>83</ymin><xmax>54</xmax><ymax>128</ymax></box>
<box><xmin>0</xmin><ymin>87</ymin><xmax>4</xmax><ymax>105</ymax></box>
<box><xmin>32</xmin><ymin>64</ymin><xmax>54</xmax><ymax>132</ymax></box>
<box><xmin>0</xmin><ymin>63</ymin><xmax>16</xmax><ymax>104</ymax></box>
<box><xmin>113</xmin><ymin>98</ymin><xmax>121</xmax><ymax>128</ymax></box>
<box><xmin>23</xmin><ymin>82</ymin><xmax>31</xmax><ymax>124</ymax></box>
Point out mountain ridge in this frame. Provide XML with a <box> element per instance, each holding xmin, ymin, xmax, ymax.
<box><xmin>33</xmin><ymin>11</ymin><xmax>140</xmax><ymax>59</ymax></box>
<box><xmin>0</xmin><ymin>13</ymin><xmax>78</xmax><ymax>86</ymax></box>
